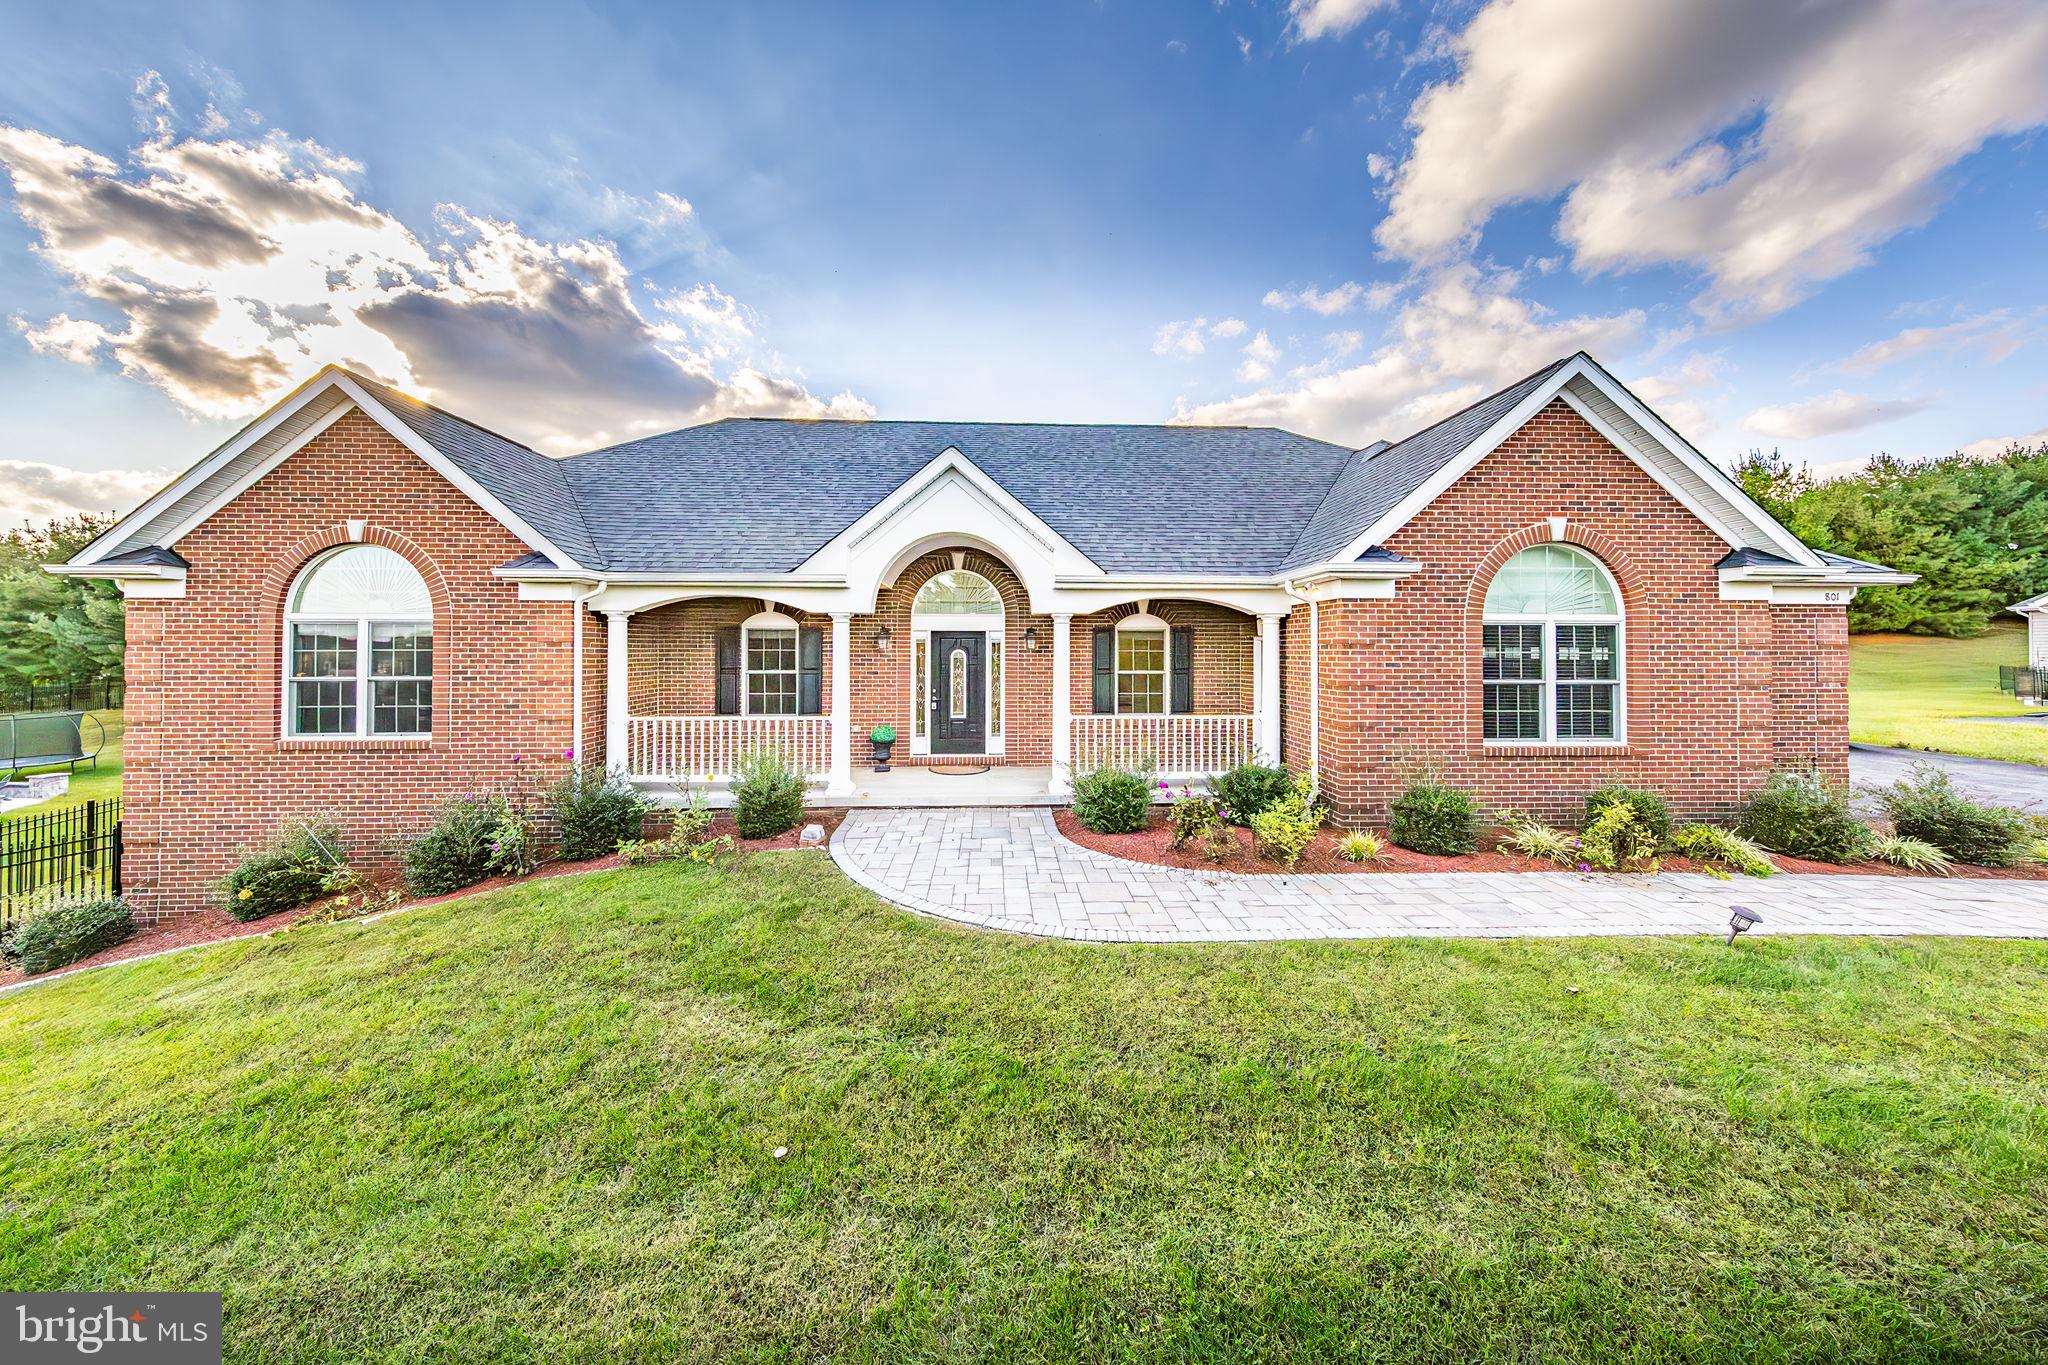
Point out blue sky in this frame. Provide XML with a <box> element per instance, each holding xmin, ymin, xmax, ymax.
<box><xmin>1</xmin><ymin>0</ymin><xmax>2044</xmax><ymax>518</ymax></box>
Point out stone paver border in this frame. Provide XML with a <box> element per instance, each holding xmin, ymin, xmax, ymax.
<box><xmin>830</xmin><ymin>807</ymin><xmax>2048</xmax><ymax>944</ymax></box>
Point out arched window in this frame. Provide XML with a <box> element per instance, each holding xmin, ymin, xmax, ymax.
<box><xmin>1481</xmin><ymin>544</ymin><xmax>1622</xmax><ymax>742</ymax></box>
<box><xmin>913</xmin><ymin>569</ymin><xmax>1002</xmax><ymax>614</ymax></box>
<box><xmin>284</xmin><ymin>545</ymin><xmax>433</xmax><ymax>737</ymax></box>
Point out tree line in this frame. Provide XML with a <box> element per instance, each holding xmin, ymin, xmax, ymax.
<box><xmin>1735</xmin><ymin>441</ymin><xmax>2048</xmax><ymax>638</ymax></box>
<box><xmin>0</xmin><ymin>513</ymin><xmax>124</xmax><ymax>688</ymax></box>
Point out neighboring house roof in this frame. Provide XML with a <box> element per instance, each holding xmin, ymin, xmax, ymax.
<box><xmin>2012</xmin><ymin>591</ymin><xmax>2048</xmax><ymax>614</ymax></box>
<box><xmin>64</xmin><ymin>352</ymin><xmax>1903</xmax><ymax>584</ymax></box>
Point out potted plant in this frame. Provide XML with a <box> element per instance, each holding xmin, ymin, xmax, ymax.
<box><xmin>870</xmin><ymin>724</ymin><xmax>897</xmax><ymax>770</ymax></box>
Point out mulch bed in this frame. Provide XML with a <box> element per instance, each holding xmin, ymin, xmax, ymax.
<box><xmin>1052</xmin><ymin>809</ymin><xmax>2048</xmax><ymax>881</ymax></box>
<box><xmin>1</xmin><ymin>808</ymin><xmax>850</xmax><ymax>989</ymax></box>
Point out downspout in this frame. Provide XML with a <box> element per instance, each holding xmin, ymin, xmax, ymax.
<box><xmin>1280</xmin><ymin>577</ymin><xmax>1320</xmax><ymax>801</ymax></box>
<box><xmin>571</xmin><ymin>579</ymin><xmax>609</xmax><ymax>766</ymax></box>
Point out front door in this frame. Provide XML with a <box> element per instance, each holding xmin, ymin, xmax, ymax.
<box><xmin>930</xmin><ymin>631</ymin><xmax>986</xmax><ymax>754</ymax></box>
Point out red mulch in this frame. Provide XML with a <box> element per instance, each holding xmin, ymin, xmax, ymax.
<box><xmin>1051</xmin><ymin>809</ymin><xmax>2048</xmax><ymax>881</ymax></box>
<box><xmin>1</xmin><ymin>809</ymin><xmax>849</xmax><ymax>989</ymax></box>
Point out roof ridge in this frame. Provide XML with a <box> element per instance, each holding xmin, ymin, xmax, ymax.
<box><xmin>566</xmin><ymin>415</ymin><xmax>1356</xmax><ymax>460</ymax></box>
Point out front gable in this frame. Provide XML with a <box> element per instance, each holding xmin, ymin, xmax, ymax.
<box><xmin>795</xmin><ymin>446</ymin><xmax>1104</xmax><ymax>611</ymax></box>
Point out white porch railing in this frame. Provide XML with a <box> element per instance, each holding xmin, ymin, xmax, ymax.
<box><xmin>1069</xmin><ymin>714</ymin><xmax>1257</xmax><ymax>777</ymax></box>
<box><xmin>626</xmin><ymin>716</ymin><xmax>832</xmax><ymax>782</ymax></box>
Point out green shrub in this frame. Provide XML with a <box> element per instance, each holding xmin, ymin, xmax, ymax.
<box><xmin>1671</xmin><ymin>823</ymin><xmax>1775</xmax><ymax>878</ymax></box>
<box><xmin>1878</xmin><ymin>767</ymin><xmax>2027</xmax><ymax>866</ymax></box>
<box><xmin>546</xmin><ymin>764</ymin><xmax>649</xmax><ymax>861</ymax></box>
<box><xmin>1586</xmin><ymin>785</ymin><xmax>1670</xmax><ymax>846</ymax></box>
<box><xmin>1870</xmin><ymin>834</ymin><xmax>1952</xmax><ymax>875</ymax></box>
<box><xmin>1499</xmin><ymin>817</ymin><xmax>1575</xmax><ymax>867</ymax></box>
<box><xmin>1251</xmin><ymin>775</ymin><xmax>1321</xmax><ymax>866</ymax></box>
<box><xmin>1580</xmin><ymin>800</ymin><xmax>1661</xmax><ymax>872</ymax></box>
<box><xmin>2023</xmin><ymin>836</ymin><xmax>2048</xmax><ymax>866</ymax></box>
<box><xmin>1168</xmin><ymin>793</ymin><xmax>1221</xmax><ymax>848</ymax></box>
<box><xmin>1212</xmin><ymin>763</ymin><xmax>1294</xmax><ymax>826</ymax></box>
<box><xmin>731</xmin><ymin>749</ymin><xmax>807</xmax><ymax>840</ymax></box>
<box><xmin>669</xmin><ymin>792</ymin><xmax>716</xmax><ymax>845</ymax></box>
<box><xmin>1389</xmin><ymin>778</ymin><xmax>1477</xmax><ymax>856</ymax></box>
<box><xmin>1737</xmin><ymin>771</ymin><xmax>1872</xmax><ymax>863</ymax></box>
<box><xmin>404</xmin><ymin>794</ymin><xmax>502</xmax><ymax>896</ymax></box>
<box><xmin>2</xmin><ymin>892</ymin><xmax>132</xmax><ymax>975</ymax></box>
<box><xmin>1071</xmin><ymin>765</ymin><xmax>1153</xmax><ymax>835</ymax></box>
<box><xmin>222</xmin><ymin>818</ymin><xmax>347</xmax><ymax>921</ymax></box>
<box><xmin>1334</xmin><ymin>829</ymin><xmax>1388</xmax><ymax>865</ymax></box>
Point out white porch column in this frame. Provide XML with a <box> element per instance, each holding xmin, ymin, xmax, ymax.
<box><xmin>826</xmin><ymin>612</ymin><xmax>854</xmax><ymax>796</ymax></box>
<box><xmin>604</xmin><ymin>609</ymin><xmax>631</xmax><ymax>776</ymax></box>
<box><xmin>1258</xmin><ymin>612</ymin><xmax>1286</xmax><ymax>765</ymax></box>
<box><xmin>1049</xmin><ymin>612</ymin><xmax>1073</xmax><ymax>796</ymax></box>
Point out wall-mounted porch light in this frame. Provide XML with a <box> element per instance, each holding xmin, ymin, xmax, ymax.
<box><xmin>1022</xmin><ymin>625</ymin><xmax>1040</xmax><ymax>652</ymax></box>
<box><xmin>874</xmin><ymin>625</ymin><xmax>893</xmax><ymax>653</ymax></box>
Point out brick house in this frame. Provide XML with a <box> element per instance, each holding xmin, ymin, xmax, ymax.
<box><xmin>57</xmin><ymin>352</ymin><xmax>1909</xmax><ymax>917</ymax></box>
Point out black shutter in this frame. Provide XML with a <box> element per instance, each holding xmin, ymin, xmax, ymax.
<box><xmin>1092</xmin><ymin>628</ymin><xmax>1116</xmax><ymax>714</ymax></box>
<box><xmin>1170</xmin><ymin>627</ymin><xmax>1193</xmax><ymax>714</ymax></box>
<box><xmin>798</xmin><ymin>626</ymin><xmax>824</xmax><ymax>715</ymax></box>
<box><xmin>715</xmin><ymin>627</ymin><xmax>741</xmax><ymax>715</ymax></box>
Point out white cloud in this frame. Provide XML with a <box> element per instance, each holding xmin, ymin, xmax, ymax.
<box><xmin>1151</xmin><ymin>316</ymin><xmax>1248</xmax><ymax>356</ymax></box>
<box><xmin>1830</xmin><ymin>312</ymin><xmax>2024</xmax><ymax>374</ymax></box>
<box><xmin>1236</xmin><ymin>34</ymin><xmax>1253</xmax><ymax>60</ymax></box>
<box><xmin>1626</xmin><ymin>352</ymin><xmax>1724</xmax><ymax>438</ymax></box>
<box><xmin>1325</xmin><ymin>330</ymin><xmax>1364</xmax><ymax>357</ymax></box>
<box><xmin>1955</xmin><ymin>427</ymin><xmax>2048</xmax><ymax>459</ymax></box>
<box><xmin>1742</xmin><ymin>389</ymin><xmax>1934</xmax><ymax>440</ymax></box>
<box><xmin>0</xmin><ymin>99</ymin><xmax>865</xmax><ymax>455</ymax></box>
<box><xmin>0</xmin><ymin>458</ymin><xmax>172</xmax><ymax>519</ymax></box>
<box><xmin>1285</xmin><ymin>0</ymin><xmax>1395</xmax><ymax>44</ymax></box>
<box><xmin>1261</xmin><ymin>281</ymin><xmax>1385</xmax><ymax>316</ymax></box>
<box><xmin>1376</xmin><ymin>0</ymin><xmax>2048</xmax><ymax>318</ymax></box>
<box><xmin>1176</xmin><ymin>263</ymin><xmax>1642</xmax><ymax>443</ymax></box>
<box><xmin>1236</xmin><ymin>329</ymin><xmax>1281</xmax><ymax>382</ymax></box>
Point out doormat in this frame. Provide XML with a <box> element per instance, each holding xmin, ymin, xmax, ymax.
<box><xmin>928</xmin><ymin>763</ymin><xmax>991</xmax><ymax>776</ymax></box>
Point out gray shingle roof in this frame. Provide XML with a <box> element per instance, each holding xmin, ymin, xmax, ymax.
<box><xmin>559</xmin><ymin>420</ymin><xmax>1358</xmax><ymax>574</ymax></box>
<box><xmin>348</xmin><ymin>373</ymin><xmax>600</xmax><ymax>570</ymax></box>
<box><xmin>334</xmin><ymin>354</ymin><xmax>1886</xmax><ymax>582</ymax></box>
<box><xmin>1281</xmin><ymin>357</ymin><xmax>1573</xmax><ymax>570</ymax></box>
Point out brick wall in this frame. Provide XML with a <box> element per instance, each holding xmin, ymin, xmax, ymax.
<box><xmin>122</xmin><ymin>409</ymin><xmax>584</xmax><ymax>919</ymax></box>
<box><xmin>1281</xmin><ymin>399</ymin><xmax>1849</xmax><ymax>826</ymax></box>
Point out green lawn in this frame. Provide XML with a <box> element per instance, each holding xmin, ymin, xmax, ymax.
<box><xmin>3</xmin><ymin>855</ymin><xmax>2045</xmax><ymax>1361</ymax></box>
<box><xmin>1850</xmin><ymin>621</ymin><xmax>2048</xmax><ymax>766</ymax></box>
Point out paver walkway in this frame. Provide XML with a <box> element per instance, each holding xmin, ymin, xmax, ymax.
<box><xmin>831</xmin><ymin>807</ymin><xmax>2048</xmax><ymax>943</ymax></box>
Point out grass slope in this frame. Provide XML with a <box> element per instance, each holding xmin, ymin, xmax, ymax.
<box><xmin>3</xmin><ymin>855</ymin><xmax>2046</xmax><ymax>1362</ymax></box>
<box><xmin>1850</xmin><ymin>622</ymin><xmax>2048</xmax><ymax>766</ymax></box>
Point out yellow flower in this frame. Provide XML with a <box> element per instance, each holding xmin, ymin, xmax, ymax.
<box><xmin>237</xmin><ymin>888</ymin><xmax>253</xmax><ymax>901</ymax></box>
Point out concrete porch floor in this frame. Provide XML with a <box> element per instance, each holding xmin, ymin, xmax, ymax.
<box><xmin>816</xmin><ymin>764</ymin><xmax>1062</xmax><ymax>807</ymax></box>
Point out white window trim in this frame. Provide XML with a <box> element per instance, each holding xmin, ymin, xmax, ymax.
<box><xmin>740</xmin><ymin>610</ymin><xmax>801</xmax><ymax>718</ymax></box>
<box><xmin>1481</xmin><ymin>557</ymin><xmax>1627</xmax><ymax>747</ymax></box>
<box><xmin>1112</xmin><ymin>609</ymin><xmax>1175</xmax><ymax>716</ymax></box>
<box><xmin>281</xmin><ymin>554</ymin><xmax>434</xmax><ymax>741</ymax></box>
<box><xmin>908</xmin><ymin>614</ymin><xmax>1007</xmax><ymax>759</ymax></box>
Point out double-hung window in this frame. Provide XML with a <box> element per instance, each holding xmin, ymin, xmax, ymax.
<box><xmin>285</xmin><ymin>545</ymin><xmax>433</xmax><ymax>738</ymax></box>
<box><xmin>1116</xmin><ymin>629</ymin><xmax>1167</xmax><ymax>714</ymax></box>
<box><xmin>1481</xmin><ymin>544</ymin><xmax>1622</xmax><ymax>742</ymax></box>
<box><xmin>745</xmin><ymin>628</ymin><xmax>799</xmax><ymax>715</ymax></box>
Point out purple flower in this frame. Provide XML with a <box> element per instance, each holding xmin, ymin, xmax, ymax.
<box><xmin>564</xmin><ymin>748</ymin><xmax>576</xmax><ymax>759</ymax></box>
<box><xmin>1157</xmin><ymin>780</ymin><xmax>1169</xmax><ymax>790</ymax></box>
<box><xmin>1577</xmin><ymin>861</ymin><xmax>1592</xmax><ymax>873</ymax></box>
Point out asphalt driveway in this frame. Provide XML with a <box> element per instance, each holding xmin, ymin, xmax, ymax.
<box><xmin>1850</xmin><ymin>743</ymin><xmax>2048</xmax><ymax>814</ymax></box>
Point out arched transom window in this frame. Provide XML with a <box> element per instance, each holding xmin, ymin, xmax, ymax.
<box><xmin>284</xmin><ymin>545</ymin><xmax>434</xmax><ymax>737</ymax></box>
<box><xmin>1481</xmin><ymin>544</ymin><xmax>1622</xmax><ymax>742</ymax></box>
<box><xmin>913</xmin><ymin>569</ymin><xmax>1002</xmax><ymax>614</ymax></box>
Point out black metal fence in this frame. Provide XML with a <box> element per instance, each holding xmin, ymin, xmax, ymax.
<box><xmin>0</xmin><ymin>798</ymin><xmax>122</xmax><ymax>923</ymax></box>
<box><xmin>0</xmin><ymin>677</ymin><xmax>124</xmax><ymax>715</ymax></box>
<box><xmin>1998</xmin><ymin>665</ymin><xmax>2044</xmax><ymax>702</ymax></box>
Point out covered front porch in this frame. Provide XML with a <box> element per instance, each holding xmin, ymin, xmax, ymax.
<box><xmin>597</xmin><ymin>563</ymin><xmax>1287</xmax><ymax>804</ymax></box>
